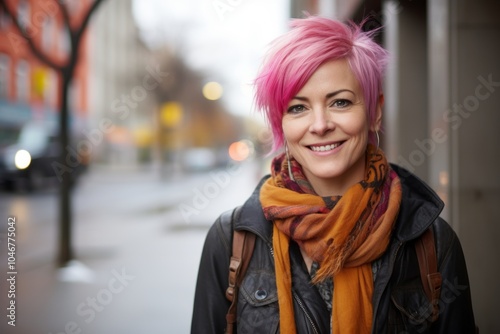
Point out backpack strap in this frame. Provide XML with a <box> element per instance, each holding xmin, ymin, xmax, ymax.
<box><xmin>415</xmin><ymin>226</ymin><xmax>442</xmax><ymax>322</ymax></box>
<box><xmin>225</xmin><ymin>206</ymin><xmax>256</xmax><ymax>334</ymax></box>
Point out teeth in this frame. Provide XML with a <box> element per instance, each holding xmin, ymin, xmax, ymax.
<box><xmin>310</xmin><ymin>143</ymin><xmax>340</xmax><ymax>152</ymax></box>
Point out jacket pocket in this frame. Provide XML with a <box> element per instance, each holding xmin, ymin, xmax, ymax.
<box><xmin>391</xmin><ymin>279</ymin><xmax>434</xmax><ymax>333</ymax></box>
<box><xmin>237</xmin><ymin>270</ymin><xmax>279</xmax><ymax>333</ymax></box>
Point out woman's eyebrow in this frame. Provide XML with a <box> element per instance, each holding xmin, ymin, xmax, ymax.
<box><xmin>291</xmin><ymin>89</ymin><xmax>355</xmax><ymax>101</ymax></box>
<box><xmin>325</xmin><ymin>89</ymin><xmax>354</xmax><ymax>99</ymax></box>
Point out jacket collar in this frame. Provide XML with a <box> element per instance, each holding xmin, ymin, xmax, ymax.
<box><xmin>390</xmin><ymin>164</ymin><xmax>444</xmax><ymax>242</ymax></box>
<box><xmin>236</xmin><ymin>164</ymin><xmax>444</xmax><ymax>244</ymax></box>
<box><xmin>235</xmin><ymin>175</ymin><xmax>273</xmax><ymax>244</ymax></box>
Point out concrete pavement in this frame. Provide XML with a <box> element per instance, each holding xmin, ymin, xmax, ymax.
<box><xmin>0</xmin><ymin>160</ymin><xmax>262</xmax><ymax>334</ymax></box>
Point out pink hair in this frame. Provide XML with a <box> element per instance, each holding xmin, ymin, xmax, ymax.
<box><xmin>254</xmin><ymin>16</ymin><xmax>389</xmax><ymax>153</ymax></box>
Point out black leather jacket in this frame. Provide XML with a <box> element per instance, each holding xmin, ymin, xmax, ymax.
<box><xmin>191</xmin><ymin>165</ymin><xmax>476</xmax><ymax>333</ymax></box>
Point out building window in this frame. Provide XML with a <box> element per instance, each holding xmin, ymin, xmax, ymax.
<box><xmin>17</xmin><ymin>0</ymin><xmax>30</xmax><ymax>33</ymax></box>
<box><xmin>16</xmin><ymin>60</ymin><xmax>30</xmax><ymax>103</ymax></box>
<box><xmin>66</xmin><ymin>0</ymin><xmax>81</xmax><ymax>15</ymax></box>
<box><xmin>59</xmin><ymin>26</ymin><xmax>70</xmax><ymax>56</ymax></box>
<box><xmin>42</xmin><ymin>17</ymin><xmax>53</xmax><ymax>52</ymax></box>
<box><xmin>0</xmin><ymin>6</ymin><xmax>12</xmax><ymax>30</ymax></box>
<box><xmin>0</xmin><ymin>54</ymin><xmax>10</xmax><ymax>99</ymax></box>
<box><xmin>45</xmin><ymin>70</ymin><xmax>58</xmax><ymax>106</ymax></box>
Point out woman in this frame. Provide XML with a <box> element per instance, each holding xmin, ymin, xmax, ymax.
<box><xmin>191</xmin><ymin>16</ymin><xmax>476</xmax><ymax>333</ymax></box>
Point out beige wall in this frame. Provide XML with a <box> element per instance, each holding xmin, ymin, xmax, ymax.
<box><xmin>448</xmin><ymin>0</ymin><xmax>500</xmax><ymax>331</ymax></box>
<box><xmin>389</xmin><ymin>0</ymin><xmax>500</xmax><ymax>331</ymax></box>
<box><xmin>384</xmin><ymin>1</ymin><xmax>429</xmax><ymax>183</ymax></box>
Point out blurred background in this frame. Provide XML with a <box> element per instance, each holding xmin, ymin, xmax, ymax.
<box><xmin>0</xmin><ymin>0</ymin><xmax>498</xmax><ymax>333</ymax></box>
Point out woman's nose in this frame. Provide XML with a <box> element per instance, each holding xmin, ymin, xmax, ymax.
<box><xmin>309</xmin><ymin>109</ymin><xmax>334</xmax><ymax>135</ymax></box>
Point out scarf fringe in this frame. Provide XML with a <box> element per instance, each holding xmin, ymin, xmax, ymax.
<box><xmin>311</xmin><ymin>242</ymin><xmax>346</xmax><ymax>283</ymax></box>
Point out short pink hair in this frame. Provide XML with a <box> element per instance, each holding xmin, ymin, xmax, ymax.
<box><xmin>254</xmin><ymin>16</ymin><xmax>389</xmax><ymax>153</ymax></box>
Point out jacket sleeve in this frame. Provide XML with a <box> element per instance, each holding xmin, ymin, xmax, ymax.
<box><xmin>432</xmin><ymin>218</ymin><xmax>477</xmax><ymax>333</ymax></box>
<box><xmin>191</xmin><ymin>212</ymin><xmax>233</xmax><ymax>334</ymax></box>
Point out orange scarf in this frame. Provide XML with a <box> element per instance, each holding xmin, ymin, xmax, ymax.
<box><xmin>260</xmin><ymin>145</ymin><xmax>402</xmax><ymax>334</ymax></box>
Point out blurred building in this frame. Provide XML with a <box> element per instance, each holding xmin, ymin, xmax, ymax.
<box><xmin>149</xmin><ymin>48</ymin><xmax>242</xmax><ymax>173</ymax></box>
<box><xmin>0</xmin><ymin>0</ymin><xmax>91</xmax><ymax>126</ymax></box>
<box><xmin>88</xmin><ymin>0</ymin><xmax>157</xmax><ymax>165</ymax></box>
<box><xmin>291</xmin><ymin>0</ymin><xmax>500</xmax><ymax>331</ymax></box>
<box><xmin>88</xmin><ymin>0</ymin><xmax>242</xmax><ymax>169</ymax></box>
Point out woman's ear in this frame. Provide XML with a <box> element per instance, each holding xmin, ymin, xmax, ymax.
<box><xmin>371</xmin><ymin>93</ymin><xmax>384</xmax><ymax>131</ymax></box>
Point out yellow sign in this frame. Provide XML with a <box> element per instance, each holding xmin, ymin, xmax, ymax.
<box><xmin>160</xmin><ymin>102</ymin><xmax>183</xmax><ymax>128</ymax></box>
<box><xmin>33</xmin><ymin>67</ymin><xmax>47</xmax><ymax>98</ymax></box>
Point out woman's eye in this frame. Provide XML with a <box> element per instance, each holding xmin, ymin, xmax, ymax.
<box><xmin>332</xmin><ymin>99</ymin><xmax>351</xmax><ymax>108</ymax></box>
<box><xmin>287</xmin><ymin>105</ymin><xmax>306</xmax><ymax>114</ymax></box>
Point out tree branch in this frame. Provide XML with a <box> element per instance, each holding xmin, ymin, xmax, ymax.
<box><xmin>73</xmin><ymin>0</ymin><xmax>105</xmax><ymax>47</ymax></box>
<box><xmin>0</xmin><ymin>0</ymin><xmax>64</xmax><ymax>71</ymax></box>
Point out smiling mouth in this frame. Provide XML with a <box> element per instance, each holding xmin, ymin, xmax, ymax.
<box><xmin>309</xmin><ymin>142</ymin><xmax>344</xmax><ymax>152</ymax></box>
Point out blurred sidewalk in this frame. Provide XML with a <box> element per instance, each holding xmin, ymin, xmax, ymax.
<box><xmin>0</xmin><ymin>160</ymin><xmax>261</xmax><ymax>334</ymax></box>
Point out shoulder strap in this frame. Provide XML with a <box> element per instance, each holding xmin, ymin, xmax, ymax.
<box><xmin>415</xmin><ymin>226</ymin><xmax>442</xmax><ymax>322</ymax></box>
<box><xmin>225</xmin><ymin>206</ymin><xmax>256</xmax><ymax>334</ymax></box>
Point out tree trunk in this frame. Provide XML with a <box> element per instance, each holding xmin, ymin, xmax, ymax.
<box><xmin>58</xmin><ymin>69</ymin><xmax>73</xmax><ymax>266</ymax></box>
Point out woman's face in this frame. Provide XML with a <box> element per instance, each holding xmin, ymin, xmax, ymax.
<box><xmin>282</xmin><ymin>59</ymin><xmax>381</xmax><ymax>196</ymax></box>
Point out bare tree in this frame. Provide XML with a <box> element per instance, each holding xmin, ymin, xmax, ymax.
<box><xmin>0</xmin><ymin>0</ymin><xmax>106</xmax><ymax>266</ymax></box>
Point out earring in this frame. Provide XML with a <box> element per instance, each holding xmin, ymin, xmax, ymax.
<box><xmin>375</xmin><ymin>131</ymin><xmax>380</xmax><ymax>151</ymax></box>
<box><xmin>285</xmin><ymin>144</ymin><xmax>296</xmax><ymax>182</ymax></box>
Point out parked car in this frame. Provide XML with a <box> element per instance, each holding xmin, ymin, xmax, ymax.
<box><xmin>0</xmin><ymin>121</ymin><xmax>88</xmax><ymax>191</ymax></box>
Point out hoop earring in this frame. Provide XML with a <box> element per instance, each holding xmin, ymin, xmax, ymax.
<box><xmin>375</xmin><ymin>131</ymin><xmax>380</xmax><ymax>151</ymax></box>
<box><xmin>285</xmin><ymin>144</ymin><xmax>295</xmax><ymax>182</ymax></box>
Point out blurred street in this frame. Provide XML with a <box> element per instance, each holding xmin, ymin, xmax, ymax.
<box><xmin>0</xmin><ymin>160</ymin><xmax>261</xmax><ymax>334</ymax></box>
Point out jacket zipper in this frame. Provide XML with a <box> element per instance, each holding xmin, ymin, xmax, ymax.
<box><xmin>270</xmin><ymin>245</ymin><xmax>319</xmax><ymax>334</ymax></box>
<box><xmin>293</xmin><ymin>292</ymin><xmax>319</xmax><ymax>334</ymax></box>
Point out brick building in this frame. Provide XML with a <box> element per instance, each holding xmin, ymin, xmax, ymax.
<box><xmin>0</xmin><ymin>0</ymin><xmax>91</xmax><ymax>126</ymax></box>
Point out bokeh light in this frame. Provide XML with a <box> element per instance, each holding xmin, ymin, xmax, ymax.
<box><xmin>14</xmin><ymin>149</ymin><xmax>31</xmax><ymax>169</ymax></box>
<box><xmin>228</xmin><ymin>140</ymin><xmax>254</xmax><ymax>161</ymax></box>
<box><xmin>202</xmin><ymin>81</ymin><xmax>223</xmax><ymax>101</ymax></box>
